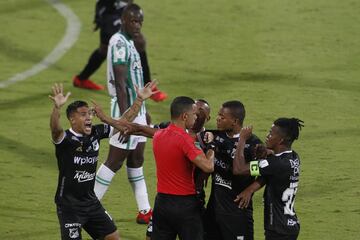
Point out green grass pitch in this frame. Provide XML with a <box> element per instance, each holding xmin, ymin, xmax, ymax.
<box><xmin>0</xmin><ymin>0</ymin><xmax>359</xmax><ymax>239</ymax></box>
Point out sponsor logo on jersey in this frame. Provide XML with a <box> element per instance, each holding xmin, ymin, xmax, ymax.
<box><xmin>214</xmin><ymin>157</ymin><xmax>230</xmax><ymax>170</ymax></box>
<box><xmin>289</xmin><ymin>158</ymin><xmax>300</xmax><ymax>175</ymax></box>
<box><xmin>65</xmin><ymin>223</ymin><xmax>81</xmax><ymax>228</ymax></box>
<box><xmin>74</xmin><ymin>171</ymin><xmax>96</xmax><ymax>183</ymax></box>
<box><xmin>132</xmin><ymin>59</ymin><xmax>142</xmax><ymax>70</ymax></box>
<box><xmin>73</xmin><ymin>156</ymin><xmax>98</xmax><ymax>165</ymax></box>
<box><xmin>214</xmin><ymin>173</ymin><xmax>232</xmax><ymax>189</ymax></box>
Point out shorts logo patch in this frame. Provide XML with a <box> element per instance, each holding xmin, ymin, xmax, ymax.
<box><xmin>69</xmin><ymin>228</ymin><xmax>79</xmax><ymax>239</ymax></box>
<box><xmin>237</xmin><ymin>237</ymin><xmax>244</xmax><ymax>240</ymax></box>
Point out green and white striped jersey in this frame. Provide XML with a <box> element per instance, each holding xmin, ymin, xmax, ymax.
<box><xmin>107</xmin><ymin>31</ymin><xmax>146</xmax><ymax>116</ymax></box>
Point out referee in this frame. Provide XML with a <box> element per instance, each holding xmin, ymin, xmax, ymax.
<box><xmin>151</xmin><ymin>96</ymin><xmax>215</xmax><ymax>240</ymax></box>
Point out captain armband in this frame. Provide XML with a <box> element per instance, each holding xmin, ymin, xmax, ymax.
<box><xmin>250</xmin><ymin>161</ymin><xmax>261</xmax><ymax>176</ymax></box>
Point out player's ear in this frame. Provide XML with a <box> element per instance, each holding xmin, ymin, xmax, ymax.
<box><xmin>181</xmin><ymin>112</ymin><xmax>188</xmax><ymax>122</ymax></box>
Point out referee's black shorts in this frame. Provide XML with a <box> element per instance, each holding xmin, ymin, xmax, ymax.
<box><xmin>152</xmin><ymin>193</ymin><xmax>203</xmax><ymax>240</ymax></box>
<box><xmin>203</xmin><ymin>201</ymin><xmax>254</xmax><ymax>240</ymax></box>
<box><xmin>57</xmin><ymin>202</ymin><xmax>117</xmax><ymax>240</ymax></box>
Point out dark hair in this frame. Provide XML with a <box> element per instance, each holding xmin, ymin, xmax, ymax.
<box><xmin>170</xmin><ymin>96</ymin><xmax>195</xmax><ymax>119</ymax></box>
<box><xmin>66</xmin><ymin>101</ymin><xmax>88</xmax><ymax>119</ymax></box>
<box><xmin>222</xmin><ymin>100</ymin><xmax>246</xmax><ymax>125</ymax></box>
<box><xmin>274</xmin><ymin>118</ymin><xmax>304</xmax><ymax>146</ymax></box>
<box><xmin>123</xmin><ymin>3</ymin><xmax>142</xmax><ymax>16</ymax></box>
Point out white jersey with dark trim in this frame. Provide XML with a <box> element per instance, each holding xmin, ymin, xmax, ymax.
<box><xmin>107</xmin><ymin>31</ymin><xmax>146</xmax><ymax>116</ymax></box>
<box><xmin>259</xmin><ymin>150</ymin><xmax>301</xmax><ymax>235</ymax></box>
<box><xmin>54</xmin><ymin>124</ymin><xmax>111</xmax><ymax>208</ymax></box>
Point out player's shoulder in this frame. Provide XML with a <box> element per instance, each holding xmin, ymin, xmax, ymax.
<box><xmin>109</xmin><ymin>32</ymin><xmax>128</xmax><ymax>45</ymax></box>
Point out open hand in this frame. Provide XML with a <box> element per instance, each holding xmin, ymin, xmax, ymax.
<box><xmin>240</xmin><ymin>126</ymin><xmax>253</xmax><ymax>140</ymax></box>
<box><xmin>136</xmin><ymin>80</ymin><xmax>159</xmax><ymax>100</ymax></box>
<box><xmin>49</xmin><ymin>83</ymin><xmax>71</xmax><ymax>108</ymax></box>
<box><xmin>234</xmin><ymin>188</ymin><xmax>253</xmax><ymax>209</ymax></box>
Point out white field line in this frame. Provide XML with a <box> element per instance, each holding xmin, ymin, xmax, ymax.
<box><xmin>0</xmin><ymin>0</ymin><xmax>81</xmax><ymax>88</ymax></box>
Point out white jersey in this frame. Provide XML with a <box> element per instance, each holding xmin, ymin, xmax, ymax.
<box><xmin>107</xmin><ymin>31</ymin><xmax>146</xmax><ymax>116</ymax></box>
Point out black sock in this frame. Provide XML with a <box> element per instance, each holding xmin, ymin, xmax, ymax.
<box><xmin>139</xmin><ymin>51</ymin><xmax>151</xmax><ymax>84</ymax></box>
<box><xmin>78</xmin><ymin>49</ymin><xmax>106</xmax><ymax>81</ymax></box>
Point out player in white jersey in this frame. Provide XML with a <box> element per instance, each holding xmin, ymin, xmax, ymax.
<box><xmin>94</xmin><ymin>3</ymin><xmax>152</xmax><ymax>224</ymax></box>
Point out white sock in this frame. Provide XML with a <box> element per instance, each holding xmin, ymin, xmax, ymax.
<box><xmin>127</xmin><ymin>166</ymin><xmax>151</xmax><ymax>212</ymax></box>
<box><xmin>94</xmin><ymin>164</ymin><xmax>115</xmax><ymax>200</ymax></box>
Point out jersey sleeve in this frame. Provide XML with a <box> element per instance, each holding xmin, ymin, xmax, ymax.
<box><xmin>258</xmin><ymin>155</ymin><xmax>283</xmax><ymax>176</ymax></box>
<box><xmin>182</xmin><ymin>135</ymin><xmax>203</xmax><ymax>162</ymax></box>
<box><xmin>111</xmin><ymin>38</ymin><xmax>129</xmax><ymax>65</ymax></box>
<box><xmin>95</xmin><ymin>124</ymin><xmax>111</xmax><ymax>139</ymax></box>
<box><xmin>53</xmin><ymin>131</ymin><xmax>66</xmax><ymax>145</ymax></box>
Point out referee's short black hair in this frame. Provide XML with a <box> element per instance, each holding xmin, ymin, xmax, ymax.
<box><xmin>170</xmin><ymin>96</ymin><xmax>195</xmax><ymax>119</ymax></box>
<box><xmin>66</xmin><ymin>100</ymin><xmax>88</xmax><ymax>119</ymax></box>
<box><xmin>222</xmin><ymin>100</ymin><xmax>246</xmax><ymax>125</ymax></box>
<box><xmin>274</xmin><ymin>118</ymin><xmax>304</xmax><ymax>146</ymax></box>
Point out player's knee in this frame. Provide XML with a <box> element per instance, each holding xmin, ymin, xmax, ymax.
<box><xmin>104</xmin><ymin>158</ymin><xmax>124</xmax><ymax>172</ymax></box>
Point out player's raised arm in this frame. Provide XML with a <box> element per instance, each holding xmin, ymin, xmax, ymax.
<box><xmin>233</xmin><ymin>126</ymin><xmax>253</xmax><ymax>176</ymax></box>
<box><xmin>49</xmin><ymin>83</ymin><xmax>71</xmax><ymax>143</ymax></box>
<box><xmin>92</xmin><ymin>81</ymin><xmax>159</xmax><ymax>132</ymax></box>
<box><xmin>121</xmin><ymin>81</ymin><xmax>159</xmax><ymax>122</ymax></box>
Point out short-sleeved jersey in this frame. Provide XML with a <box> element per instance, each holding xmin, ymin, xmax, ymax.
<box><xmin>54</xmin><ymin>125</ymin><xmax>111</xmax><ymax>208</ymax></box>
<box><xmin>153</xmin><ymin>124</ymin><xmax>203</xmax><ymax>195</ymax></box>
<box><xmin>204</xmin><ymin>130</ymin><xmax>262</xmax><ymax>214</ymax></box>
<box><xmin>107</xmin><ymin>32</ymin><xmax>146</xmax><ymax>116</ymax></box>
<box><xmin>259</xmin><ymin>150</ymin><xmax>300</xmax><ymax>235</ymax></box>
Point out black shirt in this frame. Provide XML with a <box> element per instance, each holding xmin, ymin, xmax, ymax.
<box><xmin>54</xmin><ymin>124</ymin><xmax>111</xmax><ymax>208</ymax></box>
<box><xmin>202</xmin><ymin>130</ymin><xmax>262</xmax><ymax>214</ymax></box>
<box><xmin>259</xmin><ymin>150</ymin><xmax>300</xmax><ymax>235</ymax></box>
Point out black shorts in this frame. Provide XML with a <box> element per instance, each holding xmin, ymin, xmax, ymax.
<box><xmin>57</xmin><ymin>202</ymin><xmax>117</xmax><ymax>240</ymax></box>
<box><xmin>265</xmin><ymin>230</ymin><xmax>299</xmax><ymax>240</ymax></box>
<box><xmin>203</xmin><ymin>199</ymin><xmax>254</xmax><ymax>240</ymax></box>
<box><xmin>99</xmin><ymin>14</ymin><xmax>122</xmax><ymax>45</ymax></box>
<box><xmin>152</xmin><ymin>193</ymin><xmax>203</xmax><ymax>240</ymax></box>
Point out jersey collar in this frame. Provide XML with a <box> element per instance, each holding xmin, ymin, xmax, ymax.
<box><xmin>275</xmin><ymin>150</ymin><xmax>293</xmax><ymax>156</ymax></box>
<box><xmin>70</xmin><ymin>128</ymin><xmax>83</xmax><ymax>137</ymax></box>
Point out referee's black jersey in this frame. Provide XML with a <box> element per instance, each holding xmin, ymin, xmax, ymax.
<box><xmin>259</xmin><ymin>150</ymin><xmax>300</xmax><ymax>235</ymax></box>
<box><xmin>54</xmin><ymin>124</ymin><xmax>111</xmax><ymax>208</ymax></box>
<box><xmin>202</xmin><ymin>130</ymin><xmax>262</xmax><ymax>214</ymax></box>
